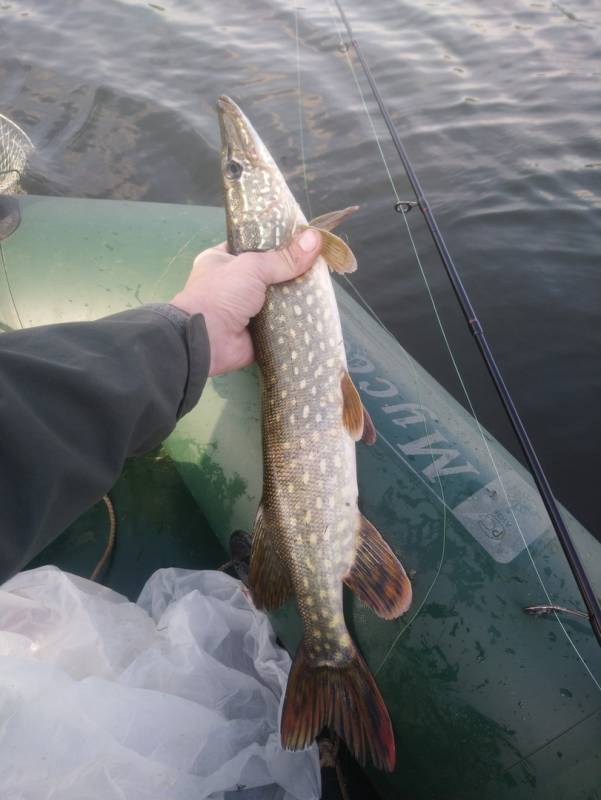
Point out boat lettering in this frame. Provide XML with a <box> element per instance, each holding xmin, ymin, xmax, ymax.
<box><xmin>349</xmin><ymin>353</ymin><xmax>479</xmax><ymax>483</ymax></box>
<box><xmin>382</xmin><ymin>402</ymin><xmax>436</xmax><ymax>428</ymax></box>
<box><xmin>358</xmin><ymin>377</ymin><xmax>398</xmax><ymax>398</ymax></box>
<box><xmin>399</xmin><ymin>432</ymin><xmax>479</xmax><ymax>482</ymax></box>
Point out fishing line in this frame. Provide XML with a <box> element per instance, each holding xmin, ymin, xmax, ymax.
<box><xmin>322</xmin><ymin>0</ymin><xmax>601</xmax><ymax>688</ymax></box>
<box><xmin>293</xmin><ymin>2</ymin><xmax>450</xmax><ymax>667</ymax></box>
<box><xmin>294</xmin><ymin>6</ymin><xmax>314</xmax><ymax>220</ymax></box>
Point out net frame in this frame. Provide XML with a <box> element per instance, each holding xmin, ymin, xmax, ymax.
<box><xmin>0</xmin><ymin>113</ymin><xmax>33</xmax><ymax>194</ymax></box>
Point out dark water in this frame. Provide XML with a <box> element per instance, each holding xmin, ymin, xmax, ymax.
<box><xmin>1</xmin><ymin>0</ymin><xmax>599</xmax><ymax>535</ymax></box>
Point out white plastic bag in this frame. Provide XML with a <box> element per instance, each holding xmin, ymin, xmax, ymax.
<box><xmin>0</xmin><ymin>566</ymin><xmax>320</xmax><ymax>800</ymax></box>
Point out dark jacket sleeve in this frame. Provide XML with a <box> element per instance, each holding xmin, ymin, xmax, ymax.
<box><xmin>0</xmin><ymin>304</ymin><xmax>210</xmax><ymax>582</ymax></box>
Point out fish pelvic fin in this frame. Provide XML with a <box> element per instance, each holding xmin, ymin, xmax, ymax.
<box><xmin>281</xmin><ymin>640</ymin><xmax>396</xmax><ymax>772</ymax></box>
<box><xmin>248</xmin><ymin>504</ymin><xmax>294</xmax><ymax>610</ymax></box>
<box><xmin>344</xmin><ymin>514</ymin><xmax>412</xmax><ymax>619</ymax></box>
<box><xmin>341</xmin><ymin>370</ymin><xmax>377</xmax><ymax>444</ymax></box>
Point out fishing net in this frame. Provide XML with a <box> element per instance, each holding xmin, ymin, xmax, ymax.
<box><xmin>0</xmin><ymin>113</ymin><xmax>32</xmax><ymax>194</ymax></box>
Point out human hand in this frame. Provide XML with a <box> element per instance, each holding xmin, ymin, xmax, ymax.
<box><xmin>171</xmin><ymin>228</ymin><xmax>322</xmax><ymax>376</ymax></box>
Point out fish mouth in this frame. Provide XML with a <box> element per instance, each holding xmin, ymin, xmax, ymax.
<box><xmin>217</xmin><ymin>94</ymin><xmax>266</xmax><ymax>164</ymax></box>
<box><xmin>217</xmin><ymin>94</ymin><xmax>241</xmax><ymax>115</ymax></box>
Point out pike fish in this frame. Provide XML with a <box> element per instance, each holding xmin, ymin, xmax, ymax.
<box><xmin>217</xmin><ymin>95</ymin><xmax>412</xmax><ymax>772</ymax></box>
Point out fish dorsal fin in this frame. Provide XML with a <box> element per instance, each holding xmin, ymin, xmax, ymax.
<box><xmin>341</xmin><ymin>370</ymin><xmax>377</xmax><ymax>444</ymax></box>
<box><xmin>309</xmin><ymin>206</ymin><xmax>359</xmax><ymax>232</ymax></box>
<box><xmin>344</xmin><ymin>514</ymin><xmax>412</xmax><ymax>619</ymax></box>
<box><xmin>248</xmin><ymin>503</ymin><xmax>294</xmax><ymax>611</ymax></box>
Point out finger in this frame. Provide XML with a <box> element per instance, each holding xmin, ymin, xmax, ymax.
<box><xmin>243</xmin><ymin>228</ymin><xmax>322</xmax><ymax>287</ymax></box>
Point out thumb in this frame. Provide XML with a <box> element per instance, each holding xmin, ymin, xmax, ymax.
<box><xmin>245</xmin><ymin>228</ymin><xmax>322</xmax><ymax>287</ymax></box>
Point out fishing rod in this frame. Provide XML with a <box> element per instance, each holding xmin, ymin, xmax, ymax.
<box><xmin>332</xmin><ymin>0</ymin><xmax>601</xmax><ymax>649</ymax></box>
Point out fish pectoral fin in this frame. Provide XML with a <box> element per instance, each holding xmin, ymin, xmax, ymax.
<box><xmin>344</xmin><ymin>514</ymin><xmax>412</xmax><ymax>620</ymax></box>
<box><xmin>341</xmin><ymin>370</ymin><xmax>377</xmax><ymax>444</ymax></box>
<box><xmin>281</xmin><ymin>638</ymin><xmax>395</xmax><ymax>771</ymax></box>
<box><xmin>308</xmin><ymin>206</ymin><xmax>359</xmax><ymax>232</ymax></box>
<box><xmin>299</xmin><ymin>224</ymin><xmax>357</xmax><ymax>273</ymax></box>
<box><xmin>248</xmin><ymin>504</ymin><xmax>294</xmax><ymax>611</ymax></box>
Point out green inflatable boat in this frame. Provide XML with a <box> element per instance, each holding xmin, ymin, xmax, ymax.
<box><xmin>2</xmin><ymin>194</ymin><xmax>600</xmax><ymax>799</ymax></box>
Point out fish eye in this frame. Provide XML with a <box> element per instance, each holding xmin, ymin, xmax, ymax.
<box><xmin>225</xmin><ymin>159</ymin><xmax>243</xmax><ymax>180</ymax></box>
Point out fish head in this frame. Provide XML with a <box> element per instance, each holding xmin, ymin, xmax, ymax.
<box><xmin>217</xmin><ymin>95</ymin><xmax>300</xmax><ymax>254</ymax></box>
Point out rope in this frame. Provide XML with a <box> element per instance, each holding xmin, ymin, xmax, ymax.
<box><xmin>90</xmin><ymin>494</ymin><xmax>117</xmax><ymax>582</ymax></box>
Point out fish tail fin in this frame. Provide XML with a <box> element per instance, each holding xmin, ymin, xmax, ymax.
<box><xmin>281</xmin><ymin>640</ymin><xmax>395</xmax><ymax>772</ymax></box>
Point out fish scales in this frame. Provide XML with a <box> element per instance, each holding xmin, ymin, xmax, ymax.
<box><xmin>218</xmin><ymin>94</ymin><xmax>412</xmax><ymax>772</ymax></box>
<box><xmin>254</xmin><ymin>258</ymin><xmax>358</xmax><ymax>666</ymax></box>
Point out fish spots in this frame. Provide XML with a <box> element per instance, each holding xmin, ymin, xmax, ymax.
<box><xmin>289</xmin><ymin>328</ymin><xmax>296</xmax><ymax>338</ymax></box>
<box><xmin>334</xmin><ymin>454</ymin><xmax>341</xmax><ymax>468</ymax></box>
<box><xmin>305</xmin><ymin>510</ymin><xmax>312</xmax><ymax>524</ymax></box>
<box><xmin>308</xmin><ymin>352</ymin><xmax>315</xmax><ymax>364</ymax></box>
<box><xmin>326</xmin><ymin>358</ymin><xmax>335</xmax><ymax>367</ymax></box>
<box><xmin>306</xmin><ymin>294</ymin><xmax>314</xmax><ymax>306</ymax></box>
<box><xmin>302</xmin><ymin>576</ymin><xmax>309</xmax><ymax>589</ymax></box>
<box><xmin>316</xmin><ymin>321</ymin><xmax>323</xmax><ymax>333</ymax></box>
<box><xmin>319</xmin><ymin>341</ymin><xmax>326</xmax><ymax>352</ymax></box>
<box><xmin>278</xmin><ymin>315</ymin><xmax>285</xmax><ymax>323</ymax></box>
<box><xmin>282</xmin><ymin>286</ymin><xmax>290</xmax><ymax>295</ymax></box>
<box><xmin>313</xmin><ymin>627</ymin><xmax>321</xmax><ymax>637</ymax></box>
<box><xmin>302</xmin><ymin>405</ymin><xmax>310</xmax><ymax>419</ymax></box>
<box><xmin>293</xmin><ymin>366</ymin><xmax>299</xmax><ymax>376</ymax></box>
<box><xmin>314</xmin><ymin>365</ymin><xmax>323</xmax><ymax>379</ymax></box>
<box><xmin>304</xmin><ymin>331</ymin><xmax>311</xmax><ymax>345</ymax></box>
<box><xmin>309</xmin><ymin>532</ymin><xmax>317</xmax><ymax>544</ymax></box>
<box><xmin>320</xmin><ymin>459</ymin><xmax>326</xmax><ymax>474</ymax></box>
<box><xmin>290</xmin><ymin>414</ymin><xmax>296</xmax><ymax>425</ymax></box>
<box><xmin>278</xmin><ymin>336</ymin><xmax>284</xmax><ymax>345</ymax></box>
<box><xmin>316</xmin><ymin>497</ymin><xmax>323</xmax><ymax>509</ymax></box>
<box><xmin>302</xmin><ymin>471</ymin><xmax>309</xmax><ymax>485</ymax></box>
<box><xmin>305</xmin><ymin>557</ymin><xmax>315</xmax><ymax>572</ymax></box>
<box><xmin>300</xmin><ymin>379</ymin><xmax>306</xmax><ymax>389</ymax></box>
<box><xmin>281</xmin><ymin>390</ymin><xmax>288</xmax><ymax>399</ymax></box>
<box><xmin>294</xmin><ymin>304</ymin><xmax>302</xmax><ymax>316</ymax></box>
<box><xmin>291</xmin><ymin>350</ymin><xmax>298</xmax><ymax>360</ymax></box>
<box><xmin>316</xmin><ymin>413</ymin><xmax>322</xmax><ymax>422</ymax></box>
<box><xmin>287</xmin><ymin>483</ymin><xmax>295</xmax><ymax>494</ymax></box>
<box><xmin>283</xmin><ymin>441</ymin><xmax>291</xmax><ymax>449</ymax></box>
<box><xmin>268</xmin><ymin>301</ymin><xmax>274</xmax><ymax>311</ymax></box>
<box><xmin>311</xmin><ymin>431</ymin><xmax>320</xmax><ymax>442</ymax></box>
<box><xmin>311</xmin><ymin>386</ymin><xmax>317</xmax><ymax>396</ymax></box>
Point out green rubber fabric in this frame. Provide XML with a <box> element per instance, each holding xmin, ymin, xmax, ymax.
<box><xmin>2</xmin><ymin>195</ymin><xmax>600</xmax><ymax>799</ymax></box>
